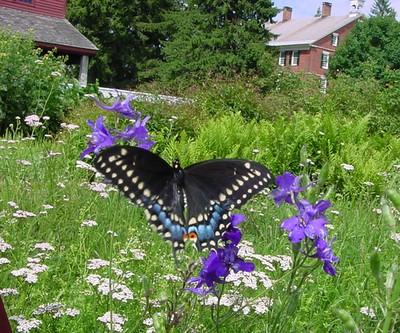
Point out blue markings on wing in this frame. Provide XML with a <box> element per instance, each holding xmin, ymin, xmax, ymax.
<box><xmin>149</xmin><ymin>203</ymin><xmax>187</xmax><ymax>244</ymax></box>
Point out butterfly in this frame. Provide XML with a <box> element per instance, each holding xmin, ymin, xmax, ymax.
<box><xmin>94</xmin><ymin>146</ymin><xmax>274</xmax><ymax>251</ymax></box>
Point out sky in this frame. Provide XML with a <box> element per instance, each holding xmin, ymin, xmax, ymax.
<box><xmin>272</xmin><ymin>0</ymin><xmax>400</xmax><ymax>19</ymax></box>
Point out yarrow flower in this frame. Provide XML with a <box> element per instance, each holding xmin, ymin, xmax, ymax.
<box><xmin>24</xmin><ymin>115</ymin><xmax>43</xmax><ymax>127</ymax></box>
<box><xmin>97</xmin><ymin>311</ymin><xmax>127</xmax><ymax>332</ymax></box>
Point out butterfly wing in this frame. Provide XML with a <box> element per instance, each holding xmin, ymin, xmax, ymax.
<box><xmin>183</xmin><ymin>159</ymin><xmax>274</xmax><ymax>250</ymax></box>
<box><xmin>94</xmin><ymin>146</ymin><xmax>187</xmax><ymax>250</ymax></box>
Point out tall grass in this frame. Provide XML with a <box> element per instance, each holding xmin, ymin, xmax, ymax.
<box><xmin>0</xmin><ymin>96</ymin><xmax>399</xmax><ymax>332</ymax></box>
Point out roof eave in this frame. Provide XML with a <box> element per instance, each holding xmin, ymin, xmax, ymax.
<box><xmin>36</xmin><ymin>41</ymin><xmax>98</xmax><ymax>55</ymax></box>
<box><xmin>267</xmin><ymin>41</ymin><xmax>312</xmax><ymax>51</ymax></box>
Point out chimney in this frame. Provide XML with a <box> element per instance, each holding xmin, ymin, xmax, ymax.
<box><xmin>282</xmin><ymin>6</ymin><xmax>292</xmax><ymax>21</ymax></box>
<box><xmin>321</xmin><ymin>2</ymin><xmax>332</xmax><ymax>17</ymax></box>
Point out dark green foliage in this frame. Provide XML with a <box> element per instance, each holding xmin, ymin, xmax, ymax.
<box><xmin>66</xmin><ymin>0</ymin><xmax>176</xmax><ymax>87</ymax></box>
<box><xmin>156</xmin><ymin>0</ymin><xmax>278</xmax><ymax>83</ymax></box>
<box><xmin>0</xmin><ymin>30</ymin><xmax>84</xmax><ymax>135</ymax></box>
<box><xmin>329</xmin><ymin>16</ymin><xmax>400</xmax><ymax>80</ymax></box>
<box><xmin>370</xmin><ymin>0</ymin><xmax>397</xmax><ymax>17</ymax></box>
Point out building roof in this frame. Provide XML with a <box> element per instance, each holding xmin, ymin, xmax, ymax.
<box><xmin>267</xmin><ymin>14</ymin><xmax>362</xmax><ymax>49</ymax></box>
<box><xmin>0</xmin><ymin>6</ymin><xmax>98</xmax><ymax>55</ymax></box>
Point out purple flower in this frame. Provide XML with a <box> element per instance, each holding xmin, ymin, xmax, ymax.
<box><xmin>88</xmin><ymin>94</ymin><xmax>141</xmax><ymax>119</ymax></box>
<box><xmin>270</xmin><ymin>172</ymin><xmax>312</xmax><ymax>207</ymax></box>
<box><xmin>115</xmin><ymin>116</ymin><xmax>155</xmax><ymax>150</ymax></box>
<box><xmin>185</xmin><ymin>251</ymin><xmax>228</xmax><ymax>296</ymax></box>
<box><xmin>186</xmin><ymin>228</ymin><xmax>255</xmax><ymax>296</ymax></box>
<box><xmin>280</xmin><ymin>199</ymin><xmax>331</xmax><ymax>243</ymax></box>
<box><xmin>221</xmin><ymin>214</ymin><xmax>245</xmax><ymax>245</ymax></box>
<box><xmin>218</xmin><ymin>243</ymin><xmax>255</xmax><ymax>273</ymax></box>
<box><xmin>312</xmin><ymin>237</ymin><xmax>339</xmax><ymax>276</ymax></box>
<box><xmin>80</xmin><ymin>116</ymin><xmax>116</xmax><ymax>158</ymax></box>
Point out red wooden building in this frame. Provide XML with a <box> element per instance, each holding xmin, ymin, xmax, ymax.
<box><xmin>266</xmin><ymin>1</ymin><xmax>365</xmax><ymax>85</ymax></box>
<box><xmin>0</xmin><ymin>0</ymin><xmax>97</xmax><ymax>85</ymax></box>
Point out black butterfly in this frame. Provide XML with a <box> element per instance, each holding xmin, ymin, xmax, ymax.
<box><xmin>94</xmin><ymin>146</ymin><xmax>274</xmax><ymax>251</ymax></box>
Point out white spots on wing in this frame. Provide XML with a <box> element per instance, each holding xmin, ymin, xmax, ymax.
<box><xmin>143</xmin><ymin>188</ymin><xmax>151</xmax><ymax>197</ymax></box>
<box><xmin>127</xmin><ymin>169</ymin><xmax>134</xmax><ymax>178</ymax></box>
<box><xmin>120</xmin><ymin>148</ymin><xmax>128</xmax><ymax>156</ymax></box>
<box><xmin>138</xmin><ymin>182</ymin><xmax>144</xmax><ymax>190</ymax></box>
<box><xmin>219</xmin><ymin>193</ymin><xmax>227</xmax><ymax>202</ymax></box>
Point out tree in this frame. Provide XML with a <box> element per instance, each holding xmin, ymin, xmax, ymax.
<box><xmin>370</xmin><ymin>0</ymin><xmax>397</xmax><ymax>18</ymax></box>
<box><xmin>66</xmin><ymin>0</ymin><xmax>176</xmax><ymax>88</ymax></box>
<box><xmin>315</xmin><ymin>7</ymin><xmax>321</xmax><ymax>17</ymax></box>
<box><xmin>155</xmin><ymin>0</ymin><xmax>278</xmax><ymax>83</ymax></box>
<box><xmin>329</xmin><ymin>16</ymin><xmax>400</xmax><ymax>80</ymax></box>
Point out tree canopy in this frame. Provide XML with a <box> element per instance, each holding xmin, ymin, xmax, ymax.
<box><xmin>66</xmin><ymin>0</ymin><xmax>176</xmax><ymax>88</ymax></box>
<box><xmin>67</xmin><ymin>0</ymin><xmax>278</xmax><ymax>87</ymax></box>
<box><xmin>370</xmin><ymin>0</ymin><xmax>397</xmax><ymax>17</ymax></box>
<box><xmin>156</xmin><ymin>0</ymin><xmax>278</xmax><ymax>82</ymax></box>
<box><xmin>329</xmin><ymin>16</ymin><xmax>400</xmax><ymax>81</ymax></box>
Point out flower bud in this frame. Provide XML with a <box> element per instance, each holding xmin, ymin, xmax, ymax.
<box><xmin>370</xmin><ymin>251</ymin><xmax>381</xmax><ymax>282</ymax></box>
<box><xmin>323</xmin><ymin>185</ymin><xmax>335</xmax><ymax>201</ymax></box>
<box><xmin>319</xmin><ymin>162</ymin><xmax>330</xmax><ymax>186</ymax></box>
<box><xmin>386</xmin><ymin>189</ymin><xmax>400</xmax><ymax>211</ymax></box>
<box><xmin>300</xmin><ymin>144</ymin><xmax>308</xmax><ymax>166</ymax></box>
<box><xmin>333</xmin><ymin>308</ymin><xmax>360</xmax><ymax>333</ymax></box>
<box><xmin>152</xmin><ymin>313</ymin><xmax>166</xmax><ymax>333</ymax></box>
<box><xmin>382</xmin><ymin>199</ymin><xmax>396</xmax><ymax>232</ymax></box>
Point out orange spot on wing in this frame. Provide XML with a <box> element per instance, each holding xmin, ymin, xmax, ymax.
<box><xmin>188</xmin><ymin>232</ymin><xmax>198</xmax><ymax>240</ymax></box>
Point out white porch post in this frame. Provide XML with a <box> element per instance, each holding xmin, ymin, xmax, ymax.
<box><xmin>79</xmin><ymin>55</ymin><xmax>89</xmax><ymax>86</ymax></box>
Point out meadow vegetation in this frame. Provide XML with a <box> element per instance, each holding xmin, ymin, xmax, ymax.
<box><xmin>1</xmin><ymin>31</ymin><xmax>400</xmax><ymax>333</ymax></box>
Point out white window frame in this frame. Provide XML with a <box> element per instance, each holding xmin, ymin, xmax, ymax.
<box><xmin>278</xmin><ymin>51</ymin><xmax>286</xmax><ymax>66</ymax></box>
<box><xmin>290</xmin><ymin>50</ymin><xmax>299</xmax><ymax>66</ymax></box>
<box><xmin>321</xmin><ymin>52</ymin><xmax>330</xmax><ymax>69</ymax></box>
<box><xmin>331</xmin><ymin>33</ymin><xmax>339</xmax><ymax>46</ymax></box>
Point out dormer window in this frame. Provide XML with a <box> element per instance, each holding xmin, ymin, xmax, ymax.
<box><xmin>331</xmin><ymin>33</ymin><xmax>339</xmax><ymax>46</ymax></box>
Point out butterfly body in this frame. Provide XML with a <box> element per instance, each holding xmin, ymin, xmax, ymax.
<box><xmin>94</xmin><ymin>146</ymin><xmax>274</xmax><ymax>251</ymax></box>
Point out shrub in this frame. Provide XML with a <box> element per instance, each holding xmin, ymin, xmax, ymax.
<box><xmin>0</xmin><ymin>29</ymin><xmax>85</xmax><ymax>135</ymax></box>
